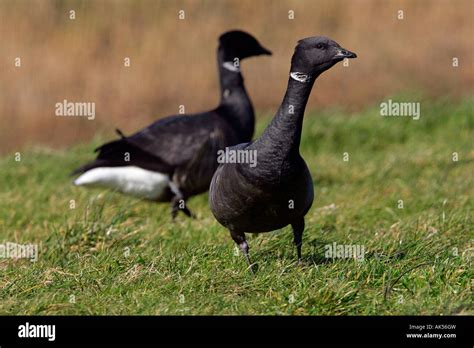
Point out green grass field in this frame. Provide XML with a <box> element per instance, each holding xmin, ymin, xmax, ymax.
<box><xmin>0</xmin><ymin>98</ymin><xmax>472</xmax><ymax>315</ymax></box>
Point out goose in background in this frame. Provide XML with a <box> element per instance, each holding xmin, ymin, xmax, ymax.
<box><xmin>209</xmin><ymin>36</ymin><xmax>356</xmax><ymax>271</ymax></box>
<box><xmin>73</xmin><ymin>30</ymin><xmax>271</xmax><ymax>219</ymax></box>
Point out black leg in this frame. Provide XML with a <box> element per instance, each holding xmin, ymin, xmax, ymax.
<box><xmin>170</xmin><ymin>196</ymin><xmax>194</xmax><ymax>220</ymax></box>
<box><xmin>169</xmin><ymin>182</ymin><xmax>195</xmax><ymax>220</ymax></box>
<box><xmin>291</xmin><ymin>218</ymin><xmax>305</xmax><ymax>262</ymax></box>
<box><xmin>170</xmin><ymin>195</ymin><xmax>180</xmax><ymax>221</ymax></box>
<box><xmin>230</xmin><ymin>230</ymin><xmax>254</xmax><ymax>273</ymax></box>
<box><xmin>181</xmin><ymin>205</ymin><xmax>194</xmax><ymax>218</ymax></box>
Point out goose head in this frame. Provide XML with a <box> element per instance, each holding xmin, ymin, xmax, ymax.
<box><xmin>218</xmin><ymin>30</ymin><xmax>272</xmax><ymax>64</ymax></box>
<box><xmin>290</xmin><ymin>36</ymin><xmax>356</xmax><ymax>78</ymax></box>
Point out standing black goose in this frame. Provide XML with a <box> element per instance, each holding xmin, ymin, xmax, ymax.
<box><xmin>209</xmin><ymin>36</ymin><xmax>356</xmax><ymax>271</ymax></box>
<box><xmin>72</xmin><ymin>30</ymin><xmax>271</xmax><ymax>219</ymax></box>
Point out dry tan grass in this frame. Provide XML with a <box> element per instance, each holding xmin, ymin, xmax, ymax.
<box><xmin>0</xmin><ymin>0</ymin><xmax>472</xmax><ymax>154</ymax></box>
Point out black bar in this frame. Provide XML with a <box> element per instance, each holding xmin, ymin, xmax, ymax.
<box><xmin>0</xmin><ymin>315</ymin><xmax>471</xmax><ymax>346</ymax></box>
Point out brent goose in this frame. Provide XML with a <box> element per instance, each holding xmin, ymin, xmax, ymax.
<box><xmin>209</xmin><ymin>36</ymin><xmax>356</xmax><ymax>271</ymax></box>
<box><xmin>73</xmin><ymin>30</ymin><xmax>271</xmax><ymax>219</ymax></box>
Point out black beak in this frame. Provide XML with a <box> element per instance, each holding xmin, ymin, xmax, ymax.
<box><xmin>334</xmin><ymin>48</ymin><xmax>357</xmax><ymax>59</ymax></box>
<box><xmin>259</xmin><ymin>46</ymin><xmax>272</xmax><ymax>56</ymax></box>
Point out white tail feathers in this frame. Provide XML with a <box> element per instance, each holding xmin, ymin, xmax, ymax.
<box><xmin>74</xmin><ymin>166</ymin><xmax>170</xmax><ymax>200</ymax></box>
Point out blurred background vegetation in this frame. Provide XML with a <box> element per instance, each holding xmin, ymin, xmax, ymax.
<box><xmin>0</xmin><ymin>0</ymin><xmax>472</xmax><ymax>155</ymax></box>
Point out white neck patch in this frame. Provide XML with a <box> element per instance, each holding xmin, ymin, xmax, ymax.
<box><xmin>222</xmin><ymin>62</ymin><xmax>240</xmax><ymax>72</ymax></box>
<box><xmin>290</xmin><ymin>72</ymin><xmax>311</xmax><ymax>83</ymax></box>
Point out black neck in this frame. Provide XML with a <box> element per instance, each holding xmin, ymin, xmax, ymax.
<box><xmin>255</xmin><ymin>73</ymin><xmax>316</xmax><ymax>157</ymax></box>
<box><xmin>217</xmin><ymin>48</ymin><xmax>247</xmax><ymax>101</ymax></box>
<box><xmin>215</xmin><ymin>49</ymin><xmax>255</xmax><ymax>142</ymax></box>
